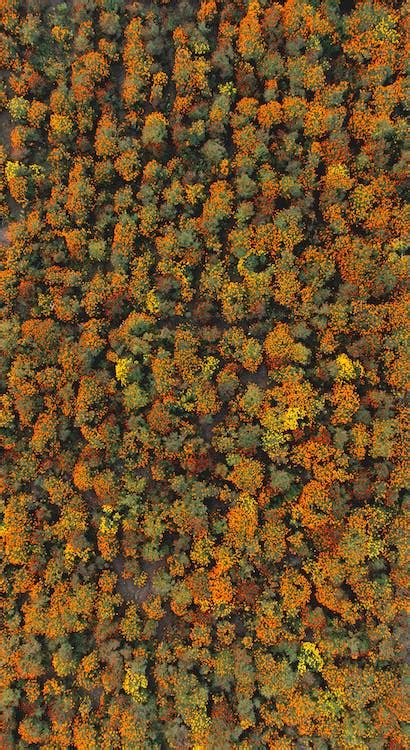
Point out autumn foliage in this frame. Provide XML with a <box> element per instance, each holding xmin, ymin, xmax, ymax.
<box><xmin>0</xmin><ymin>0</ymin><xmax>408</xmax><ymax>747</ymax></box>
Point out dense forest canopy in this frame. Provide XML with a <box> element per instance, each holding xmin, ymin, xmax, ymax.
<box><xmin>0</xmin><ymin>0</ymin><xmax>408</xmax><ymax>747</ymax></box>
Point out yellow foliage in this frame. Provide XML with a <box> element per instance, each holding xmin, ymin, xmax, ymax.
<box><xmin>115</xmin><ymin>357</ymin><xmax>133</xmax><ymax>386</ymax></box>
<box><xmin>297</xmin><ymin>642</ymin><xmax>324</xmax><ymax>675</ymax></box>
<box><xmin>123</xmin><ymin>666</ymin><xmax>148</xmax><ymax>703</ymax></box>
<box><xmin>336</xmin><ymin>353</ymin><xmax>364</xmax><ymax>381</ymax></box>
